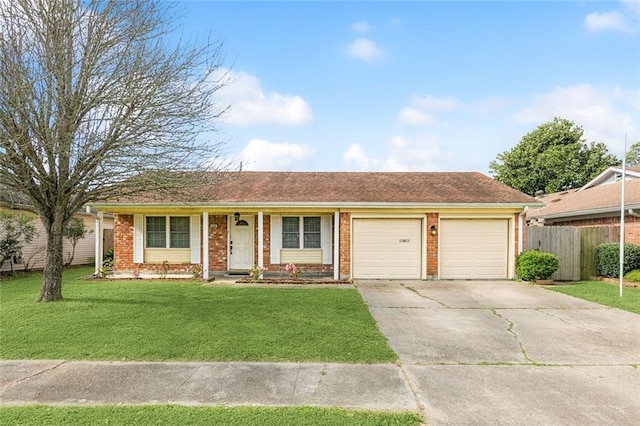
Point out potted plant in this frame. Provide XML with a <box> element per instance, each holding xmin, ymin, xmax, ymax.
<box><xmin>516</xmin><ymin>251</ymin><xmax>559</xmax><ymax>285</ymax></box>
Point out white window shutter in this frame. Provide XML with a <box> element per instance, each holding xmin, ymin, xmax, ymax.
<box><xmin>270</xmin><ymin>215</ymin><xmax>281</xmax><ymax>264</ymax></box>
<box><xmin>321</xmin><ymin>215</ymin><xmax>332</xmax><ymax>264</ymax></box>
<box><xmin>190</xmin><ymin>215</ymin><xmax>201</xmax><ymax>264</ymax></box>
<box><xmin>133</xmin><ymin>214</ymin><xmax>143</xmax><ymax>264</ymax></box>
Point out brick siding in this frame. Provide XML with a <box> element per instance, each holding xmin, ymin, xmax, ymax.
<box><xmin>426</xmin><ymin>213</ymin><xmax>439</xmax><ymax>277</ymax></box>
<box><xmin>339</xmin><ymin>212</ymin><xmax>351</xmax><ymax>278</ymax></box>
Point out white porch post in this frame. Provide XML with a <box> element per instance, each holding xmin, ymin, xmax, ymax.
<box><xmin>334</xmin><ymin>211</ymin><xmax>340</xmax><ymax>280</ymax></box>
<box><xmin>202</xmin><ymin>212</ymin><xmax>209</xmax><ymax>279</ymax></box>
<box><xmin>94</xmin><ymin>212</ymin><xmax>103</xmax><ymax>276</ymax></box>
<box><xmin>258</xmin><ymin>211</ymin><xmax>264</xmax><ymax>277</ymax></box>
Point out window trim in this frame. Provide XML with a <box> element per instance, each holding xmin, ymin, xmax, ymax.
<box><xmin>145</xmin><ymin>215</ymin><xmax>191</xmax><ymax>249</ymax></box>
<box><xmin>281</xmin><ymin>215</ymin><xmax>321</xmax><ymax>250</ymax></box>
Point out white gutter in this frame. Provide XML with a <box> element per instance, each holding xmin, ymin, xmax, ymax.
<box><xmin>87</xmin><ymin>201</ymin><xmax>543</xmax><ymax>210</ymax></box>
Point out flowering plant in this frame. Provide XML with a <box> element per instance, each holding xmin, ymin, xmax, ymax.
<box><xmin>284</xmin><ymin>263</ymin><xmax>301</xmax><ymax>279</ymax></box>
<box><xmin>249</xmin><ymin>265</ymin><xmax>267</xmax><ymax>281</ymax></box>
<box><xmin>188</xmin><ymin>264</ymin><xmax>203</xmax><ymax>279</ymax></box>
<box><xmin>133</xmin><ymin>269</ymin><xmax>141</xmax><ymax>279</ymax></box>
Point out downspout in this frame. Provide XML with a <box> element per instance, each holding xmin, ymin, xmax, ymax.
<box><xmin>518</xmin><ymin>206</ymin><xmax>529</xmax><ymax>255</ymax></box>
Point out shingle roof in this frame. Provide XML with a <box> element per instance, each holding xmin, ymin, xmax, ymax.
<box><xmin>108</xmin><ymin>171</ymin><xmax>538</xmax><ymax>205</ymax></box>
<box><xmin>527</xmin><ymin>178</ymin><xmax>640</xmax><ymax>220</ymax></box>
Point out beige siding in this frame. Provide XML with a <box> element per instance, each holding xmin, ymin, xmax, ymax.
<box><xmin>352</xmin><ymin>219</ymin><xmax>422</xmax><ymax>279</ymax></box>
<box><xmin>144</xmin><ymin>248</ymin><xmax>190</xmax><ymax>264</ymax></box>
<box><xmin>440</xmin><ymin>219</ymin><xmax>508</xmax><ymax>279</ymax></box>
<box><xmin>280</xmin><ymin>249</ymin><xmax>323</xmax><ymax>264</ymax></box>
<box><xmin>1</xmin><ymin>210</ymin><xmax>109</xmax><ymax>272</ymax></box>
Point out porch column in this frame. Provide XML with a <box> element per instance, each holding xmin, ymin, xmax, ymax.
<box><xmin>258</xmin><ymin>211</ymin><xmax>264</xmax><ymax>277</ymax></box>
<box><xmin>334</xmin><ymin>211</ymin><xmax>340</xmax><ymax>280</ymax></box>
<box><xmin>202</xmin><ymin>212</ymin><xmax>209</xmax><ymax>279</ymax></box>
<box><xmin>94</xmin><ymin>211</ymin><xmax>103</xmax><ymax>276</ymax></box>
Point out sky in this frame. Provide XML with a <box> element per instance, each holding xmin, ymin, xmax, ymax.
<box><xmin>175</xmin><ymin>0</ymin><xmax>640</xmax><ymax>174</ymax></box>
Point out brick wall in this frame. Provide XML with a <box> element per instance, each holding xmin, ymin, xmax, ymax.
<box><xmin>339</xmin><ymin>212</ymin><xmax>351</xmax><ymax>279</ymax></box>
<box><xmin>208</xmin><ymin>215</ymin><xmax>227</xmax><ymax>271</ymax></box>
<box><xmin>514</xmin><ymin>213</ymin><xmax>520</xmax><ymax>259</ymax></box>
<box><xmin>426</xmin><ymin>213</ymin><xmax>438</xmax><ymax>277</ymax></box>
<box><xmin>114</xmin><ymin>214</ymin><xmax>134</xmax><ymax>271</ymax></box>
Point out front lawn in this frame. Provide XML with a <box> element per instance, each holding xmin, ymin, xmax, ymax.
<box><xmin>0</xmin><ymin>406</ymin><xmax>422</xmax><ymax>426</ymax></box>
<box><xmin>547</xmin><ymin>281</ymin><xmax>640</xmax><ymax>314</ymax></box>
<box><xmin>0</xmin><ymin>268</ymin><xmax>396</xmax><ymax>362</ymax></box>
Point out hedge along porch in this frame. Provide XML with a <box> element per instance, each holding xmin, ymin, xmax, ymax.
<box><xmin>91</xmin><ymin>171</ymin><xmax>540</xmax><ymax>280</ymax></box>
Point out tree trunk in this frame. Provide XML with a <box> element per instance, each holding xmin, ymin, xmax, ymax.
<box><xmin>38</xmin><ymin>223</ymin><xmax>65</xmax><ymax>302</ymax></box>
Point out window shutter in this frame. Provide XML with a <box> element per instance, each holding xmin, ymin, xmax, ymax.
<box><xmin>133</xmin><ymin>214</ymin><xmax>143</xmax><ymax>264</ymax></box>
<box><xmin>321</xmin><ymin>215</ymin><xmax>332</xmax><ymax>264</ymax></box>
<box><xmin>270</xmin><ymin>215</ymin><xmax>281</xmax><ymax>264</ymax></box>
<box><xmin>190</xmin><ymin>215</ymin><xmax>201</xmax><ymax>264</ymax></box>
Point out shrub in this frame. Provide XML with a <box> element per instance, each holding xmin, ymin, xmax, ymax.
<box><xmin>623</xmin><ymin>269</ymin><xmax>640</xmax><ymax>282</ymax></box>
<box><xmin>596</xmin><ymin>243</ymin><xmax>640</xmax><ymax>278</ymax></box>
<box><xmin>516</xmin><ymin>251</ymin><xmax>559</xmax><ymax>281</ymax></box>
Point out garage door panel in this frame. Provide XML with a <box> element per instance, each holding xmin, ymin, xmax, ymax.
<box><xmin>440</xmin><ymin>219</ymin><xmax>508</xmax><ymax>279</ymax></box>
<box><xmin>353</xmin><ymin>219</ymin><xmax>422</xmax><ymax>279</ymax></box>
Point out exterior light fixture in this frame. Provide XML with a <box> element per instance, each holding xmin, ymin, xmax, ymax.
<box><xmin>430</xmin><ymin>225</ymin><xmax>437</xmax><ymax>236</ymax></box>
<box><xmin>233</xmin><ymin>212</ymin><xmax>249</xmax><ymax>226</ymax></box>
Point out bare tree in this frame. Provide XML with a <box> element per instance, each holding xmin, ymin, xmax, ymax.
<box><xmin>0</xmin><ymin>0</ymin><xmax>229</xmax><ymax>301</ymax></box>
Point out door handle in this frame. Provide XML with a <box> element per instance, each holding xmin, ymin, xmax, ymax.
<box><xmin>230</xmin><ymin>241</ymin><xmax>233</xmax><ymax>255</ymax></box>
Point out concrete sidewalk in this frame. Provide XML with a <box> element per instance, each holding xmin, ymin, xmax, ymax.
<box><xmin>0</xmin><ymin>360</ymin><xmax>418</xmax><ymax>412</ymax></box>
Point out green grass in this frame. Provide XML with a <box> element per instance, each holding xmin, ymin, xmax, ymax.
<box><xmin>0</xmin><ymin>267</ymin><xmax>396</xmax><ymax>362</ymax></box>
<box><xmin>547</xmin><ymin>281</ymin><xmax>640</xmax><ymax>314</ymax></box>
<box><xmin>0</xmin><ymin>406</ymin><xmax>422</xmax><ymax>426</ymax></box>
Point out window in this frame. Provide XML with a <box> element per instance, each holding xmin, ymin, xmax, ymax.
<box><xmin>282</xmin><ymin>216</ymin><xmax>321</xmax><ymax>249</ymax></box>
<box><xmin>303</xmin><ymin>217</ymin><xmax>321</xmax><ymax>248</ymax></box>
<box><xmin>146</xmin><ymin>217</ymin><xmax>166</xmax><ymax>248</ymax></box>
<box><xmin>282</xmin><ymin>217</ymin><xmax>300</xmax><ymax>249</ymax></box>
<box><xmin>146</xmin><ymin>216</ymin><xmax>190</xmax><ymax>248</ymax></box>
<box><xmin>170</xmin><ymin>217</ymin><xmax>190</xmax><ymax>248</ymax></box>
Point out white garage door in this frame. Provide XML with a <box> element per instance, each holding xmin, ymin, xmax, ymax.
<box><xmin>440</xmin><ymin>219</ymin><xmax>509</xmax><ymax>279</ymax></box>
<box><xmin>352</xmin><ymin>219</ymin><xmax>422</xmax><ymax>279</ymax></box>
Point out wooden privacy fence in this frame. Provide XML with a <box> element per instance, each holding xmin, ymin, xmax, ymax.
<box><xmin>526</xmin><ymin>226</ymin><xmax>619</xmax><ymax>281</ymax></box>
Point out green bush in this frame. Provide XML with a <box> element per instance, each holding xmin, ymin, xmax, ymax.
<box><xmin>623</xmin><ymin>269</ymin><xmax>640</xmax><ymax>282</ymax></box>
<box><xmin>516</xmin><ymin>250</ymin><xmax>559</xmax><ymax>281</ymax></box>
<box><xmin>595</xmin><ymin>243</ymin><xmax>640</xmax><ymax>278</ymax></box>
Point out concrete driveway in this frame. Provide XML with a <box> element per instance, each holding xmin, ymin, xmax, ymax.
<box><xmin>356</xmin><ymin>280</ymin><xmax>640</xmax><ymax>425</ymax></box>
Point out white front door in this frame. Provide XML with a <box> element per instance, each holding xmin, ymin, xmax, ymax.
<box><xmin>229</xmin><ymin>215</ymin><xmax>254</xmax><ymax>270</ymax></box>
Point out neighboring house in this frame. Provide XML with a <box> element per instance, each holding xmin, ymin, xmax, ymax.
<box><xmin>88</xmin><ymin>172</ymin><xmax>539</xmax><ymax>280</ymax></box>
<box><xmin>527</xmin><ymin>166</ymin><xmax>640</xmax><ymax>244</ymax></box>
<box><xmin>0</xmin><ymin>205</ymin><xmax>114</xmax><ymax>273</ymax></box>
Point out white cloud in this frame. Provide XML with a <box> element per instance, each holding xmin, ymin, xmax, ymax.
<box><xmin>584</xmin><ymin>1</ymin><xmax>639</xmax><ymax>34</ymax></box>
<box><xmin>342</xmin><ymin>135</ymin><xmax>460</xmax><ymax>171</ymax></box>
<box><xmin>398</xmin><ymin>95</ymin><xmax>462</xmax><ymax>126</ymax></box>
<box><xmin>398</xmin><ymin>108</ymin><xmax>438</xmax><ymax>126</ymax></box>
<box><xmin>584</xmin><ymin>11</ymin><xmax>630</xmax><ymax>33</ymax></box>
<box><xmin>214</xmin><ymin>70</ymin><xmax>313</xmax><ymax>126</ymax></box>
<box><xmin>238</xmin><ymin>139</ymin><xmax>314</xmax><ymax>171</ymax></box>
<box><xmin>346</xmin><ymin>38</ymin><xmax>384</xmax><ymax>62</ymax></box>
<box><xmin>351</xmin><ymin>21</ymin><xmax>370</xmax><ymax>33</ymax></box>
<box><xmin>342</xmin><ymin>144</ymin><xmax>371</xmax><ymax>170</ymax></box>
<box><xmin>514</xmin><ymin>84</ymin><xmax>640</xmax><ymax>153</ymax></box>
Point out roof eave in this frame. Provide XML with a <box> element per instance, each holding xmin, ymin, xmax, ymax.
<box><xmin>89</xmin><ymin>201</ymin><xmax>542</xmax><ymax>210</ymax></box>
<box><xmin>532</xmin><ymin>203</ymin><xmax>640</xmax><ymax>220</ymax></box>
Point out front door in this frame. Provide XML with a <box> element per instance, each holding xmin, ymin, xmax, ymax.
<box><xmin>229</xmin><ymin>215</ymin><xmax>254</xmax><ymax>270</ymax></box>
